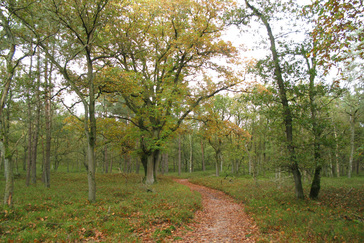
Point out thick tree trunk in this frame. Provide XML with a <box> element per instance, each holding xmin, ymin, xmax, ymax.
<box><xmin>309</xmin><ymin>165</ymin><xmax>322</xmax><ymax>198</ymax></box>
<box><xmin>309</xmin><ymin>141</ymin><xmax>322</xmax><ymax>199</ymax></box>
<box><xmin>146</xmin><ymin>155</ymin><xmax>155</xmax><ymax>185</ymax></box>
<box><xmin>145</xmin><ymin>150</ymin><xmax>160</xmax><ymax>185</ymax></box>
<box><xmin>141</xmin><ymin>153</ymin><xmax>148</xmax><ymax>177</ymax></box>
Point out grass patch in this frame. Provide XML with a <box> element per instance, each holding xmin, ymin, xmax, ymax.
<box><xmin>188</xmin><ymin>174</ymin><xmax>364</xmax><ymax>242</ymax></box>
<box><xmin>0</xmin><ymin>172</ymin><xmax>201</xmax><ymax>242</ymax></box>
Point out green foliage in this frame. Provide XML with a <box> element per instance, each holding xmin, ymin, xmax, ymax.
<box><xmin>0</xmin><ymin>172</ymin><xmax>201</xmax><ymax>242</ymax></box>
<box><xmin>189</xmin><ymin>174</ymin><xmax>364</xmax><ymax>242</ymax></box>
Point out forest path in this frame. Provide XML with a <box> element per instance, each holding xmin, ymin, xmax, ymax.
<box><xmin>171</xmin><ymin>179</ymin><xmax>259</xmax><ymax>242</ymax></box>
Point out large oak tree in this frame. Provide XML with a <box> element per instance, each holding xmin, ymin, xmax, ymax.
<box><xmin>101</xmin><ymin>0</ymin><xmax>244</xmax><ymax>184</ymax></box>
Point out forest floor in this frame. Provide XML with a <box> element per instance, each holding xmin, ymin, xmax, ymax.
<box><xmin>142</xmin><ymin>179</ymin><xmax>259</xmax><ymax>242</ymax></box>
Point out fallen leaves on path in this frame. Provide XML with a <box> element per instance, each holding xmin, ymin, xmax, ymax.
<box><xmin>171</xmin><ymin>179</ymin><xmax>259</xmax><ymax>242</ymax></box>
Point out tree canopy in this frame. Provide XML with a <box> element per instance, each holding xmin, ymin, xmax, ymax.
<box><xmin>0</xmin><ymin>0</ymin><xmax>362</xmax><ymax>206</ymax></box>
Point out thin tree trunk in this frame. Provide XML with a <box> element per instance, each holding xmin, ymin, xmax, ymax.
<box><xmin>245</xmin><ymin>0</ymin><xmax>304</xmax><ymax>199</ymax></box>
<box><xmin>0</xmin><ymin>10</ymin><xmax>17</xmax><ymax>206</ymax></box>
<box><xmin>189</xmin><ymin>134</ymin><xmax>193</xmax><ymax>173</ymax></box>
<box><xmin>123</xmin><ymin>154</ymin><xmax>127</xmax><ymax>173</ymax></box>
<box><xmin>164</xmin><ymin>153</ymin><xmax>169</xmax><ymax>173</ymax></box>
<box><xmin>328</xmin><ymin>150</ymin><xmax>334</xmax><ymax>177</ymax></box>
<box><xmin>2</xmin><ymin>146</ymin><xmax>13</xmax><ymax>207</ymax></box>
<box><xmin>85</xmin><ymin>52</ymin><xmax>97</xmax><ymax>202</ymax></box>
<box><xmin>110</xmin><ymin>155</ymin><xmax>114</xmax><ymax>173</ymax></box>
<box><xmin>305</xmin><ymin>52</ymin><xmax>322</xmax><ymax>200</ymax></box>
<box><xmin>178</xmin><ymin>135</ymin><xmax>181</xmax><ymax>176</ymax></box>
<box><xmin>1</xmin><ymin>104</ymin><xmax>13</xmax><ymax>207</ymax></box>
<box><xmin>245</xmin><ymin>143</ymin><xmax>253</xmax><ymax>176</ymax></box>
<box><xmin>30</xmin><ymin>51</ymin><xmax>42</xmax><ymax>185</ymax></box>
<box><xmin>86</xmin><ymin>134</ymin><xmax>96</xmax><ymax>202</ymax></box>
<box><xmin>348</xmin><ymin>114</ymin><xmax>355</xmax><ymax>178</ymax></box>
<box><xmin>104</xmin><ymin>145</ymin><xmax>108</xmax><ymax>173</ymax></box>
<box><xmin>26</xmin><ymin>52</ymin><xmax>33</xmax><ymax>187</ymax></box>
<box><xmin>333</xmin><ymin>119</ymin><xmax>340</xmax><ymax>177</ymax></box>
<box><xmin>153</xmin><ymin>149</ymin><xmax>160</xmax><ymax>182</ymax></box>
<box><xmin>43</xmin><ymin>52</ymin><xmax>52</xmax><ymax>188</ymax></box>
<box><xmin>215</xmin><ymin>149</ymin><xmax>221</xmax><ymax>177</ymax></box>
<box><xmin>201</xmin><ymin>138</ymin><xmax>205</xmax><ymax>171</ymax></box>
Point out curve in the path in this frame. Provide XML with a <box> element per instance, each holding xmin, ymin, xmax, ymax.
<box><xmin>172</xmin><ymin>179</ymin><xmax>258</xmax><ymax>243</ymax></box>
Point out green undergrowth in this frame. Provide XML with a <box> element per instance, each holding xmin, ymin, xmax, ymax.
<box><xmin>189</xmin><ymin>175</ymin><xmax>364</xmax><ymax>242</ymax></box>
<box><xmin>0</xmin><ymin>172</ymin><xmax>201</xmax><ymax>242</ymax></box>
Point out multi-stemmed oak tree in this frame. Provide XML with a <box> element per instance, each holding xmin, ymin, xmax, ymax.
<box><xmin>100</xmin><ymin>0</ymin><xmax>244</xmax><ymax>184</ymax></box>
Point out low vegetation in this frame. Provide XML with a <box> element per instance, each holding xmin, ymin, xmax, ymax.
<box><xmin>186</xmin><ymin>172</ymin><xmax>364</xmax><ymax>242</ymax></box>
<box><xmin>0</xmin><ymin>173</ymin><xmax>201</xmax><ymax>242</ymax></box>
<box><xmin>1</xmin><ymin>170</ymin><xmax>363</xmax><ymax>242</ymax></box>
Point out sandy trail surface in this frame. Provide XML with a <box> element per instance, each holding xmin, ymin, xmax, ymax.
<box><xmin>170</xmin><ymin>179</ymin><xmax>258</xmax><ymax>242</ymax></box>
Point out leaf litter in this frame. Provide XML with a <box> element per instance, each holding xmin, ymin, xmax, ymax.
<box><xmin>149</xmin><ymin>179</ymin><xmax>260</xmax><ymax>242</ymax></box>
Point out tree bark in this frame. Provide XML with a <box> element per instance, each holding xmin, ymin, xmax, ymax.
<box><xmin>215</xmin><ymin>149</ymin><xmax>221</xmax><ymax>177</ymax></box>
<box><xmin>178</xmin><ymin>135</ymin><xmax>182</xmax><ymax>176</ymax></box>
<box><xmin>86</xmin><ymin>52</ymin><xmax>97</xmax><ymax>202</ymax></box>
<box><xmin>104</xmin><ymin>145</ymin><xmax>108</xmax><ymax>173</ymax></box>
<box><xmin>1</xmin><ymin>103</ymin><xmax>13</xmax><ymax>207</ymax></box>
<box><xmin>245</xmin><ymin>0</ymin><xmax>304</xmax><ymax>199</ymax></box>
<box><xmin>332</xmin><ymin>119</ymin><xmax>340</xmax><ymax>177</ymax></box>
<box><xmin>1</xmin><ymin>143</ymin><xmax>13</xmax><ymax>207</ymax></box>
<box><xmin>26</xmin><ymin>52</ymin><xmax>33</xmax><ymax>187</ymax></box>
<box><xmin>348</xmin><ymin>114</ymin><xmax>355</xmax><ymax>178</ymax></box>
<box><xmin>201</xmin><ymin>138</ymin><xmax>205</xmax><ymax>171</ymax></box>
<box><xmin>0</xmin><ymin>10</ymin><xmax>17</xmax><ymax>206</ymax></box>
<box><xmin>211</xmin><ymin>138</ymin><xmax>222</xmax><ymax>177</ymax></box>
<box><xmin>30</xmin><ymin>50</ymin><xmax>42</xmax><ymax>185</ymax></box>
<box><xmin>43</xmin><ymin>52</ymin><xmax>52</xmax><ymax>188</ymax></box>
<box><xmin>305</xmin><ymin>51</ymin><xmax>322</xmax><ymax>200</ymax></box>
<box><xmin>145</xmin><ymin>150</ymin><xmax>160</xmax><ymax>185</ymax></box>
<box><xmin>110</xmin><ymin>155</ymin><xmax>114</xmax><ymax>173</ymax></box>
<box><xmin>245</xmin><ymin>143</ymin><xmax>253</xmax><ymax>176</ymax></box>
<box><xmin>189</xmin><ymin>134</ymin><xmax>193</xmax><ymax>173</ymax></box>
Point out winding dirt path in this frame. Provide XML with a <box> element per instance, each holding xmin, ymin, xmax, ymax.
<box><xmin>171</xmin><ymin>179</ymin><xmax>259</xmax><ymax>242</ymax></box>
